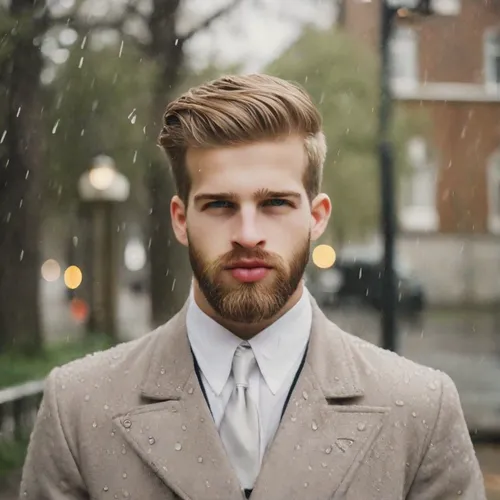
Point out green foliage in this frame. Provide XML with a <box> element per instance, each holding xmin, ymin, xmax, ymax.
<box><xmin>0</xmin><ymin>335</ymin><xmax>113</xmax><ymax>389</ymax></box>
<box><xmin>44</xmin><ymin>41</ymin><xmax>158</xmax><ymax>211</ymax></box>
<box><xmin>267</xmin><ymin>27</ymin><xmax>426</xmax><ymax>244</ymax></box>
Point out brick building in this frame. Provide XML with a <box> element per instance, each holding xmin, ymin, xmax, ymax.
<box><xmin>340</xmin><ymin>0</ymin><xmax>500</xmax><ymax>234</ymax></box>
<box><xmin>339</xmin><ymin>0</ymin><xmax>500</xmax><ymax>305</ymax></box>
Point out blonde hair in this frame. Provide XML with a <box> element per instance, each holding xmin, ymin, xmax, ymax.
<box><xmin>158</xmin><ymin>74</ymin><xmax>326</xmax><ymax>203</ymax></box>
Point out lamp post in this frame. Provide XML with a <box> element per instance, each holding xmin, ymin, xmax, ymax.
<box><xmin>379</xmin><ymin>0</ymin><xmax>431</xmax><ymax>352</ymax></box>
<box><xmin>78</xmin><ymin>155</ymin><xmax>130</xmax><ymax>339</ymax></box>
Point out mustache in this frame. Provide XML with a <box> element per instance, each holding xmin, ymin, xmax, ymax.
<box><xmin>215</xmin><ymin>247</ymin><xmax>283</xmax><ymax>269</ymax></box>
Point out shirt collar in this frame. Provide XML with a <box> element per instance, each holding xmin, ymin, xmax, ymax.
<box><xmin>186</xmin><ymin>287</ymin><xmax>312</xmax><ymax>396</ymax></box>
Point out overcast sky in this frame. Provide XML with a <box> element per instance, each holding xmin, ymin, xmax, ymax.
<box><xmin>181</xmin><ymin>0</ymin><xmax>337</xmax><ymax>72</ymax></box>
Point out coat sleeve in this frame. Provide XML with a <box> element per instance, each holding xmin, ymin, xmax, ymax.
<box><xmin>19</xmin><ymin>367</ymin><xmax>88</xmax><ymax>499</ymax></box>
<box><xmin>407</xmin><ymin>372</ymin><xmax>486</xmax><ymax>500</ymax></box>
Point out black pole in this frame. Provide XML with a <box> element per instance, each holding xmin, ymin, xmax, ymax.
<box><xmin>379</xmin><ymin>0</ymin><xmax>398</xmax><ymax>352</ymax></box>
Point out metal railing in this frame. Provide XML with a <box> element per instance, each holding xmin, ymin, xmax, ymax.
<box><xmin>0</xmin><ymin>380</ymin><xmax>44</xmax><ymax>442</ymax></box>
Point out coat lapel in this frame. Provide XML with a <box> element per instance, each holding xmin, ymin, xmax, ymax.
<box><xmin>113</xmin><ymin>304</ymin><xmax>245</xmax><ymax>500</ymax></box>
<box><xmin>251</xmin><ymin>300</ymin><xmax>390</xmax><ymax>500</ymax></box>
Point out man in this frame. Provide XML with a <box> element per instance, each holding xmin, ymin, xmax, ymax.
<box><xmin>21</xmin><ymin>74</ymin><xmax>485</xmax><ymax>499</ymax></box>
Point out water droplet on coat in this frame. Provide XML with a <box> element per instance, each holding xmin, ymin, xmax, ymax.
<box><xmin>175</xmin><ymin>442</ymin><xmax>182</xmax><ymax>451</ymax></box>
<box><xmin>325</xmin><ymin>446</ymin><xmax>332</xmax><ymax>454</ymax></box>
<box><xmin>148</xmin><ymin>437</ymin><xmax>155</xmax><ymax>445</ymax></box>
<box><xmin>302</xmin><ymin>391</ymin><xmax>308</xmax><ymax>400</ymax></box>
<box><xmin>395</xmin><ymin>400</ymin><xmax>404</xmax><ymax>407</ymax></box>
<box><xmin>357</xmin><ymin>423</ymin><xmax>366</xmax><ymax>431</ymax></box>
<box><xmin>198</xmin><ymin>456</ymin><xmax>203</xmax><ymax>463</ymax></box>
<box><xmin>311</xmin><ymin>421</ymin><xmax>318</xmax><ymax>431</ymax></box>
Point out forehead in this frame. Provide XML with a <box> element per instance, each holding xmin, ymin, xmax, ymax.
<box><xmin>186</xmin><ymin>136</ymin><xmax>307</xmax><ymax>196</ymax></box>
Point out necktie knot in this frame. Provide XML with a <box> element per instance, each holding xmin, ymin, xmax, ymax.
<box><xmin>232</xmin><ymin>344</ymin><xmax>256</xmax><ymax>388</ymax></box>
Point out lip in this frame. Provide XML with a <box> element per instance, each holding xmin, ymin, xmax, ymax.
<box><xmin>225</xmin><ymin>259</ymin><xmax>272</xmax><ymax>270</ymax></box>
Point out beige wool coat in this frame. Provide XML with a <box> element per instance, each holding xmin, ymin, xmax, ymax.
<box><xmin>20</xmin><ymin>299</ymin><xmax>486</xmax><ymax>499</ymax></box>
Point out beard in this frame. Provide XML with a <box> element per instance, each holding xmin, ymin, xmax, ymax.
<box><xmin>188</xmin><ymin>233</ymin><xmax>310</xmax><ymax>323</ymax></box>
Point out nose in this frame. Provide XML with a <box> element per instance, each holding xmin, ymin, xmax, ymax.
<box><xmin>232</xmin><ymin>205</ymin><xmax>265</xmax><ymax>249</ymax></box>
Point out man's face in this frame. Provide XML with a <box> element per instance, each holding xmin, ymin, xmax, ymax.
<box><xmin>171</xmin><ymin>135</ymin><xmax>331</xmax><ymax>323</ymax></box>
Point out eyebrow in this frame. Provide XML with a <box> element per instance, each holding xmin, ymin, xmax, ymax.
<box><xmin>193</xmin><ymin>189</ymin><xmax>302</xmax><ymax>204</ymax></box>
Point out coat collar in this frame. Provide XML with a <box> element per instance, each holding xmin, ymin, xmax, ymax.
<box><xmin>139</xmin><ymin>297</ymin><xmax>364</xmax><ymax>402</ymax></box>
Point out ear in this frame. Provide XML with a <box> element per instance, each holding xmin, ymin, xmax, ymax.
<box><xmin>170</xmin><ymin>195</ymin><xmax>188</xmax><ymax>247</ymax></box>
<box><xmin>310</xmin><ymin>193</ymin><xmax>332</xmax><ymax>241</ymax></box>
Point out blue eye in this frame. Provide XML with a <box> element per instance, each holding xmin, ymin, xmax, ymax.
<box><xmin>265</xmin><ymin>199</ymin><xmax>291</xmax><ymax>207</ymax></box>
<box><xmin>206</xmin><ymin>200</ymin><xmax>233</xmax><ymax>209</ymax></box>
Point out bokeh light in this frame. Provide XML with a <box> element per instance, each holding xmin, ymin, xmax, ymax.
<box><xmin>64</xmin><ymin>265</ymin><xmax>83</xmax><ymax>290</ymax></box>
<box><xmin>41</xmin><ymin>259</ymin><xmax>61</xmax><ymax>282</ymax></box>
<box><xmin>312</xmin><ymin>244</ymin><xmax>336</xmax><ymax>269</ymax></box>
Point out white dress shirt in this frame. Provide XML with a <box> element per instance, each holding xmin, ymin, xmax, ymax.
<box><xmin>186</xmin><ymin>287</ymin><xmax>312</xmax><ymax>462</ymax></box>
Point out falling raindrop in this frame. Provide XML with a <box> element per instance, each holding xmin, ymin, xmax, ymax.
<box><xmin>175</xmin><ymin>38</ymin><xmax>179</xmax><ymax>46</ymax></box>
<box><xmin>25</xmin><ymin>170</ymin><xmax>29</xmax><ymax>179</ymax></box>
<box><xmin>119</xmin><ymin>40</ymin><xmax>124</xmax><ymax>58</ymax></box>
<box><xmin>130</xmin><ymin>115</ymin><xmax>137</xmax><ymax>125</ymax></box>
<box><xmin>16</xmin><ymin>106</ymin><xmax>22</xmax><ymax>117</ymax></box>
<box><xmin>133</xmin><ymin>150</ymin><xmax>138</xmax><ymax>163</ymax></box>
<box><xmin>20</xmin><ymin>250</ymin><xmax>24</xmax><ymax>261</ymax></box>
<box><xmin>0</xmin><ymin>131</ymin><xmax>6</xmax><ymax>143</ymax></box>
<box><xmin>81</xmin><ymin>35</ymin><xmax>87</xmax><ymax>49</ymax></box>
<box><xmin>172</xmin><ymin>279</ymin><xmax>176</xmax><ymax>291</ymax></box>
<box><xmin>52</xmin><ymin>120</ymin><xmax>60</xmax><ymax>134</ymax></box>
<box><xmin>19</xmin><ymin>199</ymin><xmax>23</xmax><ymax>208</ymax></box>
<box><xmin>78</xmin><ymin>57</ymin><xmax>84</xmax><ymax>68</ymax></box>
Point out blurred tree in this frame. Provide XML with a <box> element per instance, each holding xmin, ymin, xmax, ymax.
<box><xmin>0</xmin><ymin>0</ymin><xmax>48</xmax><ymax>353</ymax></box>
<box><xmin>267</xmin><ymin>27</ymin><xmax>425</xmax><ymax>246</ymax></box>
<box><xmin>45</xmin><ymin>44</ymin><xmax>156</xmax><ymax>212</ymax></box>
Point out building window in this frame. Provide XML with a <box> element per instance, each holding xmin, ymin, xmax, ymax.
<box><xmin>487</xmin><ymin>149</ymin><xmax>500</xmax><ymax>233</ymax></box>
<box><xmin>390</xmin><ymin>27</ymin><xmax>418</xmax><ymax>88</ymax></box>
<box><xmin>400</xmin><ymin>137</ymin><xmax>438</xmax><ymax>232</ymax></box>
<box><xmin>484</xmin><ymin>30</ymin><xmax>500</xmax><ymax>88</ymax></box>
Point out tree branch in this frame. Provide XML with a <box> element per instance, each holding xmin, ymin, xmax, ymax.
<box><xmin>51</xmin><ymin>0</ymin><xmax>146</xmax><ymax>35</ymax></box>
<box><xmin>179</xmin><ymin>0</ymin><xmax>243</xmax><ymax>44</ymax></box>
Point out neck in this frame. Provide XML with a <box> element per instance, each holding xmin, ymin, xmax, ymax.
<box><xmin>192</xmin><ymin>281</ymin><xmax>305</xmax><ymax>340</ymax></box>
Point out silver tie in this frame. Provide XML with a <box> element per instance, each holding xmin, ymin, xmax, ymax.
<box><xmin>220</xmin><ymin>343</ymin><xmax>261</xmax><ymax>490</ymax></box>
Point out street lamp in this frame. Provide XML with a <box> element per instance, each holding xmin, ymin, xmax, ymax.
<box><xmin>379</xmin><ymin>0</ymin><xmax>431</xmax><ymax>352</ymax></box>
<box><xmin>78</xmin><ymin>155</ymin><xmax>130</xmax><ymax>339</ymax></box>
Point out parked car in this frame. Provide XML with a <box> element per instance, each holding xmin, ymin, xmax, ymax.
<box><xmin>310</xmin><ymin>256</ymin><xmax>425</xmax><ymax>314</ymax></box>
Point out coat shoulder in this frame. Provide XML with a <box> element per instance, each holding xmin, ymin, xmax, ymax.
<box><xmin>336</xmin><ymin>325</ymin><xmax>451</xmax><ymax>410</ymax></box>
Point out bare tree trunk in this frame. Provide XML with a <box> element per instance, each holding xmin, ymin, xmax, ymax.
<box><xmin>0</xmin><ymin>0</ymin><xmax>46</xmax><ymax>353</ymax></box>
